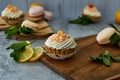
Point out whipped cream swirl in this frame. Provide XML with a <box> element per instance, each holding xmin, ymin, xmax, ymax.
<box><xmin>45</xmin><ymin>36</ymin><xmax>77</xmax><ymax>49</ymax></box>
<box><xmin>83</xmin><ymin>5</ymin><xmax>101</xmax><ymax>17</ymax></box>
<box><xmin>1</xmin><ymin>5</ymin><xmax>23</xmax><ymax>18</ymax></box>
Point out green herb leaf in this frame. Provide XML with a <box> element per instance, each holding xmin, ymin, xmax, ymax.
<box><xmin>90</xmin><ymin>50</ymin><xmax>120</xmax><ymax>66</ymax></box>
<box><xmin>69</xmin><ymin>16</ymin><xmax>95</xmax><ymax>25</ymax></box>
<box><xmin>10</xmin><ymin>51</ymin><xmax>20</xmax><ymax>61</ymax></box>
<box><xmin>5</xmin><ymin>27</ymin><xmax>19</xmax><ymax>39</ymax></box>
<box><xmin>109</xmin><ymin>32</ymin><xmax>120</xmax><ymax>47</ymax></box>
<box><xmin>109</xmin><ymin>24</ymin><xmax>120</xmax><ymax>46</ymax></box>
<box><xmin>90</xmin><ymin>51</ymin><xmax>112</xmax><ymax>67</ymax></box>
<box><xmin>20</xmin><ymin>26</ymin><xmax>34</xmax><ymax>34</ymax></box>
<box><xmin>7</xmin><ymin>41</ymin><xmax>28</xmax><ymax>50</ymax></box>
<box><xmin>69</xmin><ymin>16</ymin><xmax>82</xmax><ymax>24</ymax></box>
<box><xmin>104</xmin><ymin>50</ymin><xmax>111</xmax><ymax>60</ymax></box>
<box><xmin>109</xmin><ymin>24</ymin><xmax>120</xmax><ymax>33</ymax></box>
<box><xmin>102</xmin><ymin>55</ymin><xmax>111</xmax><ymax>66</ymax></box>
<box><xmin>111</xmin><ymin>56</ymin><xmax>120</xmax><ymax>62</ymax></box>
<box><xmin>5</xmin><ymin>26</ymin><xmax>33</xmax><ymax>39</ymax></box>
<box><xmin>118</xmin><ymin>40</ymin><xmax>120</xmax><ymax>47</ymax></box>
<box><xmin>7</xmin><ymin>41</ymin><xmax>28</xmax><ymax>61</ymax></box>
<box><xmin>109</xmin><ymin>33</ymin><xmax>120</xmax><ymax>43</ymax></box>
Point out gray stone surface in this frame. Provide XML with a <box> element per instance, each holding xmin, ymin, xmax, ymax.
<box><xmin>0</xmin><ymin>18</ymin><xmax>119</xmax><ymax>80</ymax></box>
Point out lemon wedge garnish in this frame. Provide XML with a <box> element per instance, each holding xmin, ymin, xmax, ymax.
<box><xmin>19</xmin><ymin>46</ymin><xmax>33</xmax><ymax>62</ymax></box>
<box><xmin>29</xmin><ymin>46</ymin><xmax>44</xmax><ymax>62</ymax></box>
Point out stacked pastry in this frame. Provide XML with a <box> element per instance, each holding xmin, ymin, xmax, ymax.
<box><xmin>0</xmin><ymin>3</ymin><xmax>54</xmax><ymax>39</ymax></box>
<box><xmin>13</xmin><ymin>20</ymin><xmax>54</xmax><ymax>39</ymax></box>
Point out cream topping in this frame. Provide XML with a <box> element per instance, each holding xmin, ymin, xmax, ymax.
<box><xmin>1</xmin><ymin>5</ymin><xmax>23</xmax><ymax>18</ymax></box>
<box><xmin>45</xmin><ymin>33</ymin><xmax>77</xmax><ymax>49</ymax></box>
<box><xmin>83</xmin><ymin>5</ymin><xmax>101</xmax><ymax>17</ymax></box>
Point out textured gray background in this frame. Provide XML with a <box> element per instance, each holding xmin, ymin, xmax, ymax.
<box><xmin>0</xmin><ymin>0</ymin><xmax>120</xmax><ymax>80</ymax></box>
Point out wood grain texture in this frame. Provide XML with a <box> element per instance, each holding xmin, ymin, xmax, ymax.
<box><xmin>40</xmin><ymin>35</ymin><xmax>120</xmax><ymax>80</ymax></box>
<box><xmin>0</xmin><ymin>0</ymin><xmax>120</xmax><ymax>21</ymax></box>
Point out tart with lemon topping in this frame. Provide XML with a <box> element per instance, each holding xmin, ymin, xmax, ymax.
<box><xmin>43</xmin><ymin>30</ymin><xmax>77</xmax><ymax>60</ymax></box>
<box><xmin>1</xmin><ymin>4</ymin><xmax>24</xmax><ymax>25</ymax></box>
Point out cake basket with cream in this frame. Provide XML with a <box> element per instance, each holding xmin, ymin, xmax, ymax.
<box><xmin>43</xmin><ymin>30</ymin><xmax>78</xmax><ymax>60</ymax></box>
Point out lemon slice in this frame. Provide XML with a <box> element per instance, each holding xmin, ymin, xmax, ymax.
<box><xmin>29</xmin><ymin>46</ymin><xmax>44</xmax><ymax>62</ymax></box>
<box><xmin>19</xmin><ymin>46</ymin><xmax>33</xmax><ymax>62</ymax></box>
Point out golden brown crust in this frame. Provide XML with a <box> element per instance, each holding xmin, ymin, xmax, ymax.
<box><xmin>2</xmin><ymin>14</ymin><xmax>24</xmax><ymax>25</ymax></box>
<box><xmin>82</xmin><ymin>11</ymin><xmax>101</xmax><ymax>22</ymax></box>
<box><xmin>43</xmin><ymin>45</ymin><xmax>76</xmax><ymax>55</ymax></box>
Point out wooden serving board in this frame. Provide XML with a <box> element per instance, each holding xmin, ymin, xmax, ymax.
<box><xmin>40</xmin><ymin>35</ymin><xmax>120</xmax><ymax>80</ymax></box>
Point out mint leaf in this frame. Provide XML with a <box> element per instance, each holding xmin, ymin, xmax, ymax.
<box><xmin>69</xmin><ymin>16</ymin><xmax>94</xmax><ymax>25</ymax></box>
<box><xmin>118</xmin><ymin>40</ymin><xmax>120</xmax><ymax>47</ymax></box>
<box><xmin>20</xmin><ymin>26</ymin><xmax>33</xmax><ymax>34</ymax></box>
<box><xmin>109</xmin><ymin>24</ymin><xmax>120</xmax><ymax>32</ymax></box>
<box><xmin>90</xmin><ymin>50</ymin><xmax>120</xmax><ymax>66</ymax></box>
<box><xmin>104</xmin><ymin>50</ymin><xmax>111</xmax><ymax>60</ymax></box>
<box><xmin>111</xmin><ymin>56</ymin><xmax>120</xmax><ymax>62</ymax></box>
<box><xmin>5</xmin><ymin>27</ymin><xmax>19</xmax><ymax>39</ymax></box>
<box><xmin>7</xmin><ymin>41</ymin><xmax>27</xmax><ymax>50</ymax></box>
<box><xmin>109</xmin><ymin>24</ymin><xmax>120</xmax><ymax>47</ymax></box>
<box><xmin>69</xmin><ymin>16</ymin><xmax>82</xmax><ymax>24</ymax></box>
<box><xmin>109</xmin><ymin>33</ymin><xmax>120</xmax><ymax>43</ymax></box>
<box><xmin>7</xmin><ymin>41</ymin><xmax>28</xmax><ymax>61</ymax></box>
<box><xmin>90</xmin><ymin>51</ymin><xmax>112</xmax><ymax>67</ymax></box>
<box><xmin>109</xmin><ymin>33</ymin><xmax>120</xmax><ymax>47</ymax></box>
<box><xmin>5</xmin><ymin>26</ymin><xmax>33</xmax><ymax>39</ymax></box>
<box><xmin>102</xmin><ymin>55</ymin><xmax>111</xmax><ymax>66</ymax></box>
<box><xmin>10</xmin><ymin>51</ymin><xmax>20</xmax><ymax>61</ymax></box>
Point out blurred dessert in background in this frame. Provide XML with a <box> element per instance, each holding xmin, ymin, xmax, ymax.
<box><xmin>29</xmin><ymin>3</ymin><xmax>45</xmax><ymax>18</ymax></box>
<box><xmin>28</xmin><ymin>3</ymin><xmax>53</xmax><ymax>21</ymax></box>
<box><xmin>44</xmin><ymin>11</ymin><xmax>53</xmax><ymax>21</ymax></box>
<box><xmin>114</xmin><ymin>10</ymin><xmax>120</xmax><ymax>25</ymax></box>
<box><xmin>82</xmin><ymin>4</ymin><xmax>101</xmax><ymax>22</ymax></box>
<box><xmin>1</xmin><ymin>4</ymin><xmax>24</xmax><ymax>25</ymax></box>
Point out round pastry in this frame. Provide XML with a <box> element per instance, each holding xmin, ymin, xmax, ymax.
<box><xmin>96</xmin><ymin>27</ymin><xmax>119</xmax><ymax>44</ymax></box>
<box><xmin>82</xmin><ymin>4</ymin><xmax>101</xmax><ymax>22</ymax></box>
<box><xmin>1</xmin><ymin>4</ymin><xmax>24</xmax><ymax>25</ymax></box>
<box><xmin>43</xmin><ymin>30</ymin><xmax>77</xmax><ymax>60</ymax></box>
<box><xmin>29</xmin><ymin>3</ymin><xmax>44</xmax><ymax>18</ymax></box>
<box><xmin>44</xmin><ymin>11</ymin><xmax>53</xmax><ymax>21</ymax></box>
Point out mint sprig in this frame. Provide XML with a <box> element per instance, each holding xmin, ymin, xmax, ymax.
<box><xmin>109</xmin><ymin>24</ymin><xmax>120</xmax><ymax>33</ymax></box>
<box><xmin>108</xmin><ymin>24</ymin><xmax>120</xmax><ymax>47</ymax></box>
<box><xmin>7</xmin><ymin>41</ymin><xmax>28</xmax><ymax>61</ymax></box>
<box><xmin>69</xmin><ymin>16</ymin><xmax>95</xmax><ymax>25</ymax></box>
<box><xmin>5</xmin><ymin>26</ymin><xmax>34</xmax><ymax>39</ymax></box>
<box><xmin>6</xmin><ymin>41</ymin><xmax>36</xmax><ymax>61</ymax></box>
<box><xmin>109</xmin><ymin>33</ymin><xmax>120</xmax><ymax>47</ymax></box>
<box><xmin>90</xmin><ymin>50</ymin><xmax>120</xmax><ymax>67</ymax></box>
